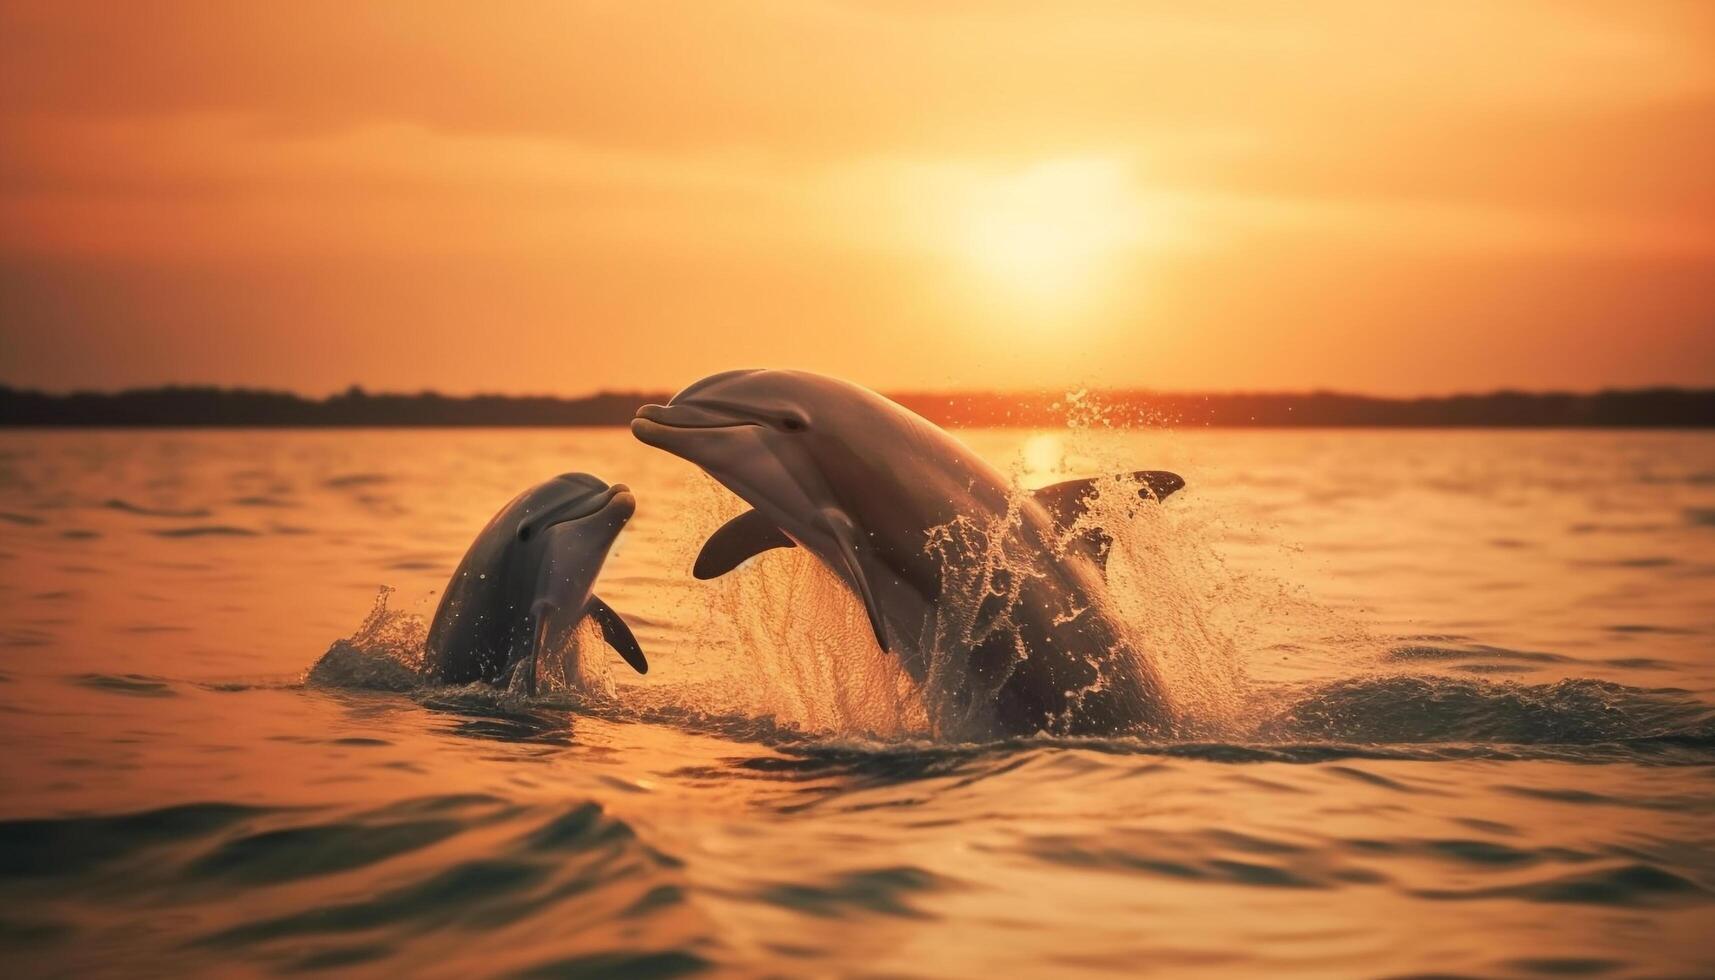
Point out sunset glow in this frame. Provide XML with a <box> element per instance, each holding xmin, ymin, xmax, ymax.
<box><xmin>0</xmin><ymin>2</ymin><xmax>1711</xmax><ymax>395</ymax></box>
<box><xmin>954</xmin><ymin>159</ymin><xmax>1148</xmax><ymax>311</ymax></box>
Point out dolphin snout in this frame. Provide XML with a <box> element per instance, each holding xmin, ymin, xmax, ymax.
<box><xmin>604</xmin><ymin>486</ymin><xmax>636</xmax><ymax>522</ymax></box>
<box><xmin>633</xmin><ymin>402</ymin><xmax>751</xmax><ymax>429</ymax></box>
<box><xmin>630</xmin><ymin>416</ymin><xmax>664</xmax><ymax>448</ymax></box>
<box><xmin>631</xmin><ymin>404</ymin><xmax>678</xmax><ymax>449</ymax></box>
<box><xmin>632</xmin><ymin>402</ymin><xmax>752</xmax><ymax>453</ymax></box>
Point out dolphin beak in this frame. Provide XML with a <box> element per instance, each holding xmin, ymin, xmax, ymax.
<box><xmin>603</xmin><ymin>486</ymin><xmax>636</xmax><ymax>522</ymax></box>
<box><xmin>634</xmin><ymin>403</ymin><xmax>672</xmax><ymax>425</ymax></box>
<box><xmin>634</xmin><ymin>402</ymin><xmax>754</xmax><ymax>429</ymax></box>
<box><xmin>632</xmin><ymin>402</ymin><xmax>755</xmax><ymax>451</ymax></box>
<box><xmin>630</xmin><ymin>419</ymin><xmax>669</xmax><ymax>451</ymax></box>
<box><xmin>630</xmin><ymin>414</ymin><xmax>667</xmax><ymax>448</ymax></box>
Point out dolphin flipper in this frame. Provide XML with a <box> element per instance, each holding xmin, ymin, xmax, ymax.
<box><xmin>517</xmin><ymin>599</ymin><xmax>556</xmax><ymax>695</ymax></box>
<box><xmin>694</xmin><ymin>509</ymin><xmax>796</xmax><ymax>579</ymax></box>
<box><xmin>821</xmin><ymin>508</ymin><xmax>891</xmax><ymax>653</ymax></box>
<box><xmin>1032</xmin><ymin>471</ymin><xmax>1185</xmax><ymax>561</ymax></box>
<box><xmin>586</xmin><ymin>595</ymin><xmax>648</xmax><ymax>674</ymax></box>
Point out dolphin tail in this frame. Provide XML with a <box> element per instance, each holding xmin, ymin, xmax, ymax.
<box><xmin>586</xmin><ymin>595</ymin><xmax>648</xmax><ymax>674</ymax></box>
<box><xmin>694</xmin><ymin>509</ymin><xmax>796</xmax><ymax>579</ymax></box>
<box><xmin>1032</xmin><ymin>470</ymin><xmax>1185</xmax><ymax>561</ymax></box>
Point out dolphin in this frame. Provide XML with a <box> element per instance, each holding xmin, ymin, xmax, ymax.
<box><xmin>424</xmin><ymin>473</ymin><xmax>647</xmax><ymax>694</ymax></box>
<box><xmin>631</xmin><ymin>369</ymin><xmax>1184</xmax><ymax>738</ymax></box>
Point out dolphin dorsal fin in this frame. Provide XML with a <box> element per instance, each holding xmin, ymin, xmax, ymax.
<box><xmin>694</xmin><ymin>509</ymin><xmax>796</xmax><ymax>579</ymax></box>
<box><xmin>1031</xmin><ymin>471</ymin><xmax>1186</xmax><ymax>561</ymax></box>
<box><xmin>586</xmin><ymin>595</ymin><xmax>647</xmax><ymax>674</ymax></box>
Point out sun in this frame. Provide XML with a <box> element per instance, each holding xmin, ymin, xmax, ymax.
<box><xmin>954</xmin><ymin>158</ymin><xmax>1145</xmax><ymax>311</ymax></box>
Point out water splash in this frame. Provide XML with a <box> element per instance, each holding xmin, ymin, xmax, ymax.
<box><xmin>527</xmin><ymin>617</ymin><xmax>618</xmax><ymax>701</ymax></box>
<box><xmin>652</xmin><ymin>476</ymin><xmax>926</xmax><ymax>738</ymax></box>
<box><xmin>301</xmin><ymin>413</ymin><xmax>1702</xmax><ymax>758</ymax></box>
<box><xmin>305</xmin><ymin>588</ymin><xmax>619</xmax><ymax>703</ymax></box>
<box><xmin>305</xmin><ymin>588</ymin><xmax>426</xmax><ymax>692</ymax></box>
<box><xmin>1000</xmin><ymin>391</ymin><xmax>1258</xmax><ymax>735</ymax></box>
<box><xmin>596</xmin><ymin>395</ymin><xmax>1363</xmax><ymax>742</ymax></box>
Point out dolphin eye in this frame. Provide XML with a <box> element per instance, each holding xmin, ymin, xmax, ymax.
<box><xmin>780</xmin><ymin>417</ymin><xmax>806</xmax><ymax>432</ymax></box>
<box><xmin>517</xmin><ymin>526</ymin><xmax>533</xmax><ymax>542</ymax></box>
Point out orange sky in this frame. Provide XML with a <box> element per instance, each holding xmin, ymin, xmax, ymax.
<box><xmin>2</xmin><ymin>1</ymin><xmax>1712</xmax><ymax>396</ymax></box>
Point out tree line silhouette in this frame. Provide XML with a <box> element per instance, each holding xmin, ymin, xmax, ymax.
<box><xmin>2</xmin><ymin>384</ymin><xmax>1710</xmax><ymax>428</ymax></box>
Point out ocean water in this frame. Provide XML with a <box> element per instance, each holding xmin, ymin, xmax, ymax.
<box><xmin>0</xmin><ymin>426</ymin><xmax>1711</xmax><ymax>978</ymax></box>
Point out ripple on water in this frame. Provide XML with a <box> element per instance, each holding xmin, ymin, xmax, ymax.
<box><xmin>1500</xmin><ymin>957</ymin><xmax>1626</xmax><ymax>977</ymax></box>
<box><xmin>510</xmin><ymin>950</ymin><xmax>712</xmax><ymax>980</ymax></box>
<box><xmin>1263</xmin><ymin>675</ymin><xmax>1714</xmax><ymax>745</ymax></box>
<box><xmin>2</xmin><ymin>628</ymin><xmax>54</xmax><ymax>648</ymax></box>
<box><xmin>323</xmin><ymin>473</ymin><xmax>392</xmax><ymax>489</ymax></box>
<box><xmin>192</xmin><ymin>858</ymin><xmax>560</xmax><ymax>948</ymax></box>
<box><xmin>103</xmin><ymin>499</ymin><xmax>213</xmax><ymax>519</ymax></box>
<box><xmin>150</xmin><ymin>526</ymin><xmax>261</xmax><ymax>538</ymax></box>
<box><xmin>0</xmin><ymin>803</ymin><xmax>269</xmax><ymax>879</ymax></box>
<box><xmin>70</xmin><ymin>673</ymin><xmax>177</xmax><ymax>698</ymax></box>
<box><xmin>754</xmin><ymin>865</ymin><xmax>949</xmax><ymax>920</ymax></box>
<box><xmin>184</xmin><ymin>798</ymin><xmax>696</xmax><ymax>971</ymax></box>
<box><xmin>185</xmin><ymin>817</ymin><xmax>467</xmax><ymax>886</ymax></box>
<box><xmin>231</xmin><ymin>495</ymin><xmax>295</xmax><ymax>508</ymax></box>
<box><xmin>0</xmin><ymin>794</ymin><xmax>704</xmax><ymax>974</ymax></box>
<box><xmin>1409</xmin><ymin>864</ymin><xmax>1710</xmax><ymax>907</ymax></box>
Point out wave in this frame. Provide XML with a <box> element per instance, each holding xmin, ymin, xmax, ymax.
<box><xmin>1258</xmin><ymin>675</ymin><xmax>1714</xmax><ymax>746</ymax></box>
<box><xmin>0</xmin><ymin>795</ymin><xmax>705</xmax><ymax>976</ymax></box>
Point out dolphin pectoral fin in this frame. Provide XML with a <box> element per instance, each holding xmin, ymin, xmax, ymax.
<box><xmin>518</xmin><ymin>600</ymin><xmax>557</xmax><ymax>696</ymax></box>
<box><xmin>693</xmin><ymin>509</ymin><xmax>796</xmax><ymax>579</ymax></box>
<box><xmin>821</xmin><ymin>509</ymin><xmax>891</xmax><ymax>654</ymax></box>
<box><xmin>586</xmin><ymin>595</ymin><xmax>647</xmax><ymax>674</ymax></box>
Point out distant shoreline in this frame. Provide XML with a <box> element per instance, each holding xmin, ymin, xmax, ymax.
<box><xmin>2</xmin><ymin>384</ymin><xmax>1712</xmax><ymax>428</ymax></box>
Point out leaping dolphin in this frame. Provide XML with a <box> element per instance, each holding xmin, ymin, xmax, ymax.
<box><xmin>424</xmin><ymin>473</ymin><xmax>647</xmax><ymax>694</ymax></box>
<box><xmin>631</xmin><ymin>369</ymin><xmax>1183</xmax><ymax>738</ymax></box>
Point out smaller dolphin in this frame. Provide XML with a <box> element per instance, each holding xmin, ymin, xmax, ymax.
<box><xmin>424</xmin><ymin>473</ymin><xmax>646</xmax><ymax>693</ymax></box>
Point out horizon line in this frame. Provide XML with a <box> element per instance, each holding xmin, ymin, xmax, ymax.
<box><xmin>6</xmin><ymin>380</ymin><xmax>1714</xmax><ymax>402</ymax></box>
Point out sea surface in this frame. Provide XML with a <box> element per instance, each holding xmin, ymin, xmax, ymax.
<box><xmin>1</xmin><ymin>427</ymin><xmax>1712</xmax><ymax>978</ymax></box>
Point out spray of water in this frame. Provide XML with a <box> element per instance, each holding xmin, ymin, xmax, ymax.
<box><xmin>305</xmin><ymin>587</ymin><xmax>427</xmax><ymax>691</ymax></box>
<box><xmin>306</xmin><ymin>586</ymin><xmax>620</xmax><ymax>706</ymax></box>
<box><xmin>1043</xmin><ymin>393</ymin><xmax>1254</xmax><ymax>735</ymax></box>
<box><xmin>648</xmin><ymin>475</ymin><xmax>927</xmax><ymax>737</ymax></box>
<box><xmin>647</xmin><ymin>391</ymin><xmax>1282</xmax><ymax>741</ymax></box>
<box><xmin>307</xmin><ymin>396</ymin><xmax>1392</xmax><ymax>743</ymax></box>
